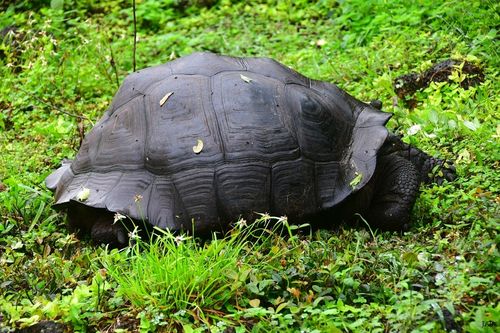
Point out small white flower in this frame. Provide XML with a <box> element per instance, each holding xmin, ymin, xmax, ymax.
<box><xmin>260</xmin><ymin>213</ymin><xmax>271</xmax><ymax>221</ymax></box>
<box><xmin>174</xmin><ymin>235</ymin><xmax>191</xmax><ymax>245</ymax></box>
<box><xmin>276</xmin><ymin>216</ymin><xmax>289</xmax><ymax>225</ymax></box>
<box><xmin>235</xmin><ymin>218</ymin><xmax>248</xmax><ymax>229</ymax></box>
<box><xmin>435</xmin><ymin>272</ymin><xmax>446</xmax><ymax>285</ymax></box>
<box><xmin>316</xmin><ymin>39</ymin><xmax>327</xmax><ymax>47</ymax></box>
<box><xmin>113</xmin><ymin>213</ymin><xmax>126</xmax><ymax>223</ymax></box>
<box><xmin>407</xmin><ymin>124</ymin><xmax>422</xmax><ymax>136</ymax></box>
<box><xmin>128</xmin><ymin>226</ymin><xmax>141</xmax><ymax>240</ymax></box>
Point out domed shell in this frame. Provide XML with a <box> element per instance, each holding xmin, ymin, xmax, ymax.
<box><xmin>46</xmin><ymin>52</ymin><xmax>390</xmax><ymax>233</ymax></box>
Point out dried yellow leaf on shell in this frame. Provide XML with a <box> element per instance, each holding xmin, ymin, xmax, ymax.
<box><xmin>193</xmin><ymin>139</ymin><xmax>204</xmax><ymax>154</ymax></box>
<box><xmin>76</xmin><ymin>187</ymin><xmax>90</xmax><ymax>201</ymax></box>
<box><xmin>160</xmin><ymin>91</ymin><xmax>174</xmax><ymax>107</ymax></box>
<box><xmin>240</xmin><ymin>74</ymin><xmax>252</xmax><ymax>83</ymax></box>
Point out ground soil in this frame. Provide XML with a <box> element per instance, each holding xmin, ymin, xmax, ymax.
<box><xmin>393</xmin><ymin>59</ymin><xmax>484</xmax><ymax>108</ymax></box>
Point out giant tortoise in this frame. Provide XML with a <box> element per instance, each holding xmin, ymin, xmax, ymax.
<box><xmin>46</xmin><ymin>52</ymin><xmax>455</xmax><ymax>247</ymax></box>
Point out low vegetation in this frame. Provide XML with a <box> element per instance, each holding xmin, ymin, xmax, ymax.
<box><xmin>0</xmin><ymin>0</ymin><xmax>498</xmax><ymax>332</ymax></box>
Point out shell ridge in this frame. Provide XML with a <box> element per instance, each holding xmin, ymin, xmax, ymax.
<box><xmin>273</xmin><ymin>83</ymin><xmax>301</xmax><ymax>152</ymax></box>
<box><xmin>273</xmin><ymin>82</ymin><xmax>295</xmax><ymax>136</ymax></box>
<box><xmin>312</xmin><ymin>161</ymin><xmax>320</xmax><ymax>211</ymax></box>
<box><xmin>110</xmin><ymin>92</ymin><xmax>145</xmax><ymax>114</ymax></box>
<box><xmin>141</xmin><ymin>76</ymin><xmax>174</xmax><ymax>95</ymax></box>
<box><xmin>170</xmin><ymin>175</ymin><xmax>188</xmax><ymax>229</ymax></box>
<box><xmin>151</xmin><ymin>67</ymin><xmax>311</xmax><ymax>89</ymax></box>
<box><xmin>67</xmin><ymin>154</ymin><xmax>317</xmax><ymax>177</ymax></box>
<box><xmin>282</xmin><ymin>83</ymin><xmax>302</xmax><ymax>147</ymax></box>
<box><xmin>102</xmin><ymin>172</ymin><xmax>125</xmax><ymax>209</ymax></box>
<box><xmin>240</xmin><ymin>58</ymin><xmax>249</xmax><ymax>71</ymax></box>
<box><xmin>92</xmin><ymin>129</ymin><xmax>104</xmax><ymax>180</ymax></box>
<box><xmin>141</xmin><ymin>93</ymin><xmax>149</xmax><ymax>171</ymax></box>
<box><xmin>268</xmin><ymin>163</ymin><xmax>274</xmax><ymax>215</ymax></box>
<box><xmin>207</xmin><ymin>75</ymin><xmax>227</xmax><ymax>160</ymax></box>
<box><xmin>144</xmin><ymin>175</ymin><xmax>156</xmax><ymax>223</ymax></box>
<box><xmin>213</xmin><ymin>169</ymin><xmax>225</xmax><ymax>224</ymax></box>
<box><xmin>82</xmin><ymin>94</ymin><xmax>146</xmax><ymax>175</ymax></box>
<box><xmin>122</xmin><ymin>173</ymin><xmax>151</xmax><ymax>221</ymax></box>
<box><xmin>212</xmin><ymin>74</ymin><xmax>231</xmax><ymax>160</ymax></box>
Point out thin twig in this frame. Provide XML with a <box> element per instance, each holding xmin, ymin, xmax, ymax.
<box><xmin>133</xmin><ymin>0</ymin><xmax>137</xmax><ymax>72</ymax></box>
<box><xmin>107</xmin><ymin>38</ymin><xmax>120</xmax><ymax>88</ymax></box>
<box><xmin>96</xmin><ymin>42</ymin><xmax>116</xmax><ymax>86</ymax></box>
<box><xmin>14</xmin><ymin>85</ymin><xmax>93</xmax><ymax>125</ymax></box>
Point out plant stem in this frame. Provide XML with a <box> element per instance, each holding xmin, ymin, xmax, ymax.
<box><xmin>133</xmin><ymin>0</ymin><xmax>137</xmax><ymax>72</ymax></box>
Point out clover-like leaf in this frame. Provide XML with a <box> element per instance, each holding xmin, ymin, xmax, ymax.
<box><xmin>349</xmin><ymin>172</ymin><xmax>363</xmax><ymax>188</ymax></box>
<box><xmin>76</xmin><ymin>187</ymin><xmax>90</xmax><ymax>201</ymax></box>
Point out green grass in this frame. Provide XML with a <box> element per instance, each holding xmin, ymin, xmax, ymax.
<box><xmin>99</xmin><ymin>217</ymin><xmax>301</xmax><ymax>331</ymax></box>
<box><xmin>1</xmin><ymin>0</ymin><xmax>499</xmax><ymax>331</ymax></box>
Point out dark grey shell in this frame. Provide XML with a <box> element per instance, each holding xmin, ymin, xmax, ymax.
<box><xmin>46</xmin><ymin>52</ymin><xmax>391</xmax><ymax>233</ymax></box>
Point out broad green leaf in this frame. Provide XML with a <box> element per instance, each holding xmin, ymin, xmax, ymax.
<box><xmin>249</xmin><ymin>299</ymin><xmax>260</xmax><ymax>307</ymax></box>
<box><xmin>402</xmin><ymin>251</ymin><xmax>418</xmax><ymax>265</ymax></box>
<box><xmin>50</xmin><ymin>0</ymin><xmax>64</xmax><ymax>10</ymax></box>
<box><xmin>463</xmin><ymin>120</ymin><xmax>479</xmax><ymax>131</ymax></box>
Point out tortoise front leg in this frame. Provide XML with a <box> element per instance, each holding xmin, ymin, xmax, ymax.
<box><xmin>90</xmin><ymin>216</ymin><xmax>128</xmax><ymax>248</ymax></box>
<box><xmin>365</xmin><ymin>154</ymin><xmax>420</xmax><ymax>231</ymax></box>
<box><xmin>68</xmin><ymin>204</ymin><xmax>128</xmax><ymax>248</ymax></box>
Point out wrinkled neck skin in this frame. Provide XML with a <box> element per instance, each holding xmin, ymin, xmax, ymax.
<box><xmin>379</xmin><ymin>133</ymin><xmax>447</xmax><ymax>184</ymax></box>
